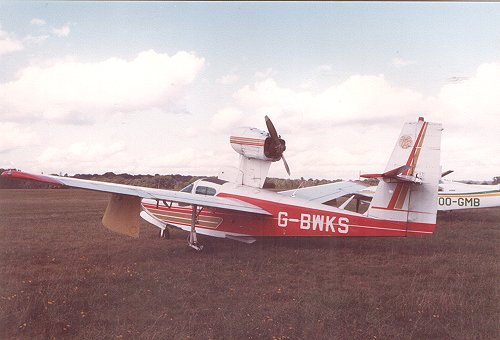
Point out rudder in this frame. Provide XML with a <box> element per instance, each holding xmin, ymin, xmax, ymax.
<box><xmin>362</xmin><ymin>117</ymin><xmax>442</xmax><ymax>233</ymax></box>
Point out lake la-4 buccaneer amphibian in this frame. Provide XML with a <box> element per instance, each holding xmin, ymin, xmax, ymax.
<box><xmin>2</xmin><ymin>116</ymin><xmax>442</xmax><ymax>251</ymax></box>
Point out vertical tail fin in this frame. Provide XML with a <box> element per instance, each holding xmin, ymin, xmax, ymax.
<box><xmin>362</xmin><ymin>117</ymin><xmax>442</xmax><ymax>232</ymax></box>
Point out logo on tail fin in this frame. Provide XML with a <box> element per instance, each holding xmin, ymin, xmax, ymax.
<box><xmin>399</xmin><ymin>135</ymin><xmax>413</xmax><ymax>149</ymax></box>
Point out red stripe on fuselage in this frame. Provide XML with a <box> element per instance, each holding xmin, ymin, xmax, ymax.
<box><xmin>230</xmin><ymin>141</ymin><xmax>265</xmax><ymax>147</ymax></box>
<box><xmin>212</xmin><ymin>193</ymin><xmax>435</xmax><ymax>237</ymax></box>
<box><xmin>229</xmin><ymin>136</ymin><xmax>265</xmax><ymax>147</ymax></box>
<box><xmin>142</xmin><ymin>193</ymin><xmax>436</xmax><ymax>237</ymax></box>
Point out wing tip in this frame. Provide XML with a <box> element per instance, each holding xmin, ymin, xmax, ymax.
<box><xmin>1</xmin><ymin>169</ymin><xmax>63</xmax><ymax>185</ymax></box>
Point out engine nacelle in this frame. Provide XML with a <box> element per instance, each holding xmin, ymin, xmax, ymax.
<box><xmin>230</xmin><ymin>127</ymin><xmax>285</xmax><ymax>162</ymax></box>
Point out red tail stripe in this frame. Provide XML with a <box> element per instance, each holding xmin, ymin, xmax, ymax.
<box><xmin>403</xmin><ymin>121</ymin><xmax>428</xmax><ymax>174</ymax></box>
<box><xmin>387</xmin><ymin>121</ymin><xmax>428</xmax><ymax>209</ymax></box>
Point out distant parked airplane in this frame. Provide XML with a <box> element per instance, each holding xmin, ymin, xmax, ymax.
<box><xmin>299</xmin><ymin>170</ymin><xmax>500</xmax><ymax>212</ymax></box>
<box><xmin>436</xmin><ymin>171</ymin><xmax>500</xmax><ymax>210</ymax></box>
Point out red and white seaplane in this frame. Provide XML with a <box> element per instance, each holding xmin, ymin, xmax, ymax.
<box><xmin>2</xmin><ymin>116</ymin><xmax>442</xmax><ymax>250</ymax></box>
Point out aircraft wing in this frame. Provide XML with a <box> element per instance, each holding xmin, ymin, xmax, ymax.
<box><xmin>1</xmin><ymin>170</ymin><xmax>271</xmax><ymax>216</ymax></box>
<box><xmin>278</xmin><ymin>181</ymin><xmax>369</xmax><ymax>204</ymax></box>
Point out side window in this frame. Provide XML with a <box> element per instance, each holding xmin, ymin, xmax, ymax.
<box><xmin>195</xmin><ymin>186</ymin><xmax>216</xmax><ymax>196</ymax></box>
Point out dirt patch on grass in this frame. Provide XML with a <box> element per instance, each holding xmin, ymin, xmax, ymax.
<box><xmin>0</xmin><ymin>189</ymin><xmax>498</xmax><ymax>339</ymax></box>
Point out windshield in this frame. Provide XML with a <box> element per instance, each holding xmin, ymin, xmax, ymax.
<box><xmin>180</xmin><ymin>183</ymin><xmax>194</xmax><ymax>193</ymax></box>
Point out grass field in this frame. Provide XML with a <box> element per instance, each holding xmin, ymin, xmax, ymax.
<box><xmin>0</xmin><ymin>189</ymin><xmax>498</xmax><ymax>339</ymax></box>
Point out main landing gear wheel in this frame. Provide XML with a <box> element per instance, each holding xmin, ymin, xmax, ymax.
<box><xmin>187</xmin><ymin>236</ymin><xmax>204</xmax><ymax>251</ymax></box>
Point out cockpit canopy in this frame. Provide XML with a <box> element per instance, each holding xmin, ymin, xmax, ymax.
<box><xmin>180</xmin><ymin>178</ymin><xmax>226</xmax><ymax>196</ymax></box>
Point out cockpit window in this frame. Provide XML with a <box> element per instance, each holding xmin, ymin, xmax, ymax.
<box><xmin>180</xmin><ymin>183</ymin><xmax>194</xmax><ymax>193</ymax></box>
<box><xmin>195</xmin><ymin>186</ymin><xmax>217</xmax><ymax>196</ymax></box>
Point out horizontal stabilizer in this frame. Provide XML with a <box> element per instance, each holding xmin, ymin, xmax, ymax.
<box><xmin>361</xmin><ymin>165</ymin><xmax>409</xmax><ymax>178</ymax></box>
<box><xmin>361</xmin><ymin>165</ymin><xmax>422</xmax><ymax>184</ymax></box>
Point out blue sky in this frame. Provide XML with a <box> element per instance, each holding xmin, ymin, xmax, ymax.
<box><xmin>1</xmin><ymin>2</ymin><xmax>499</xmax><ymax>180</ymax></box>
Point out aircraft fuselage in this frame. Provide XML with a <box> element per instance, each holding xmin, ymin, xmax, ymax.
<box><xmin>141</xmin><ymin>181</ymin><xmax>435</xmax><ymax>240</ymax></box>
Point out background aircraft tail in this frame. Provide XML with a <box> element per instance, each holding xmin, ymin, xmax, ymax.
<box><xmin>362</xmin><ymin>117</ymin><xmax>442</xmax><ymax>233</ymax></box>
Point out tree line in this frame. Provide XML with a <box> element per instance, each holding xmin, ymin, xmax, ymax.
<box><xmin>3</xmin><ymin>168</ymin><xmax>498</xmax><ymax>190</ymax></box>
<box><xmin>0</xmin><ymin>169</ymin><xmax>373</xmax><ymax>191</ymax></box>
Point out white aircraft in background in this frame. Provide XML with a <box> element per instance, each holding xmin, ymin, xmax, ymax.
<box><xmin>436</xmin><ymin>171</ymin><xmax>500</xmax><ymax>211</ymax></box>
<box><xmin>327</xmin><ymin>170</ymin><xmax>500</xmax><ymax>212</ymax></box>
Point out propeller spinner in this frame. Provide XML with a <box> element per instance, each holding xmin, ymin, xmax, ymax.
<box><xmin>264</xmin><ymin>115</ymin><xmax>291</xmax><ymax>176</ymax></box>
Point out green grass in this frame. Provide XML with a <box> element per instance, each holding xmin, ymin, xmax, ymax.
<box><xmin>0</xmin><ymin>189</ymin><xmax>498</xmax><ymax>339</ymax></box>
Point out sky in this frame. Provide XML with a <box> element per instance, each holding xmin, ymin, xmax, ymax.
<box><xmin>0</xmin><ymin>2</ymin><xmax>499</xmax><ymax>181</ymax></box>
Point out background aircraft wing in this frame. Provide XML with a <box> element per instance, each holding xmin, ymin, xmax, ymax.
<box><xmin>278</xmin><ymin>181</ymin><xmax>368</xmax><ymax>204</ymax></box>
<box><xmin>1</xmin><ymin>170</ymin><xmax>271</xmax><ymax>216</ymax></box>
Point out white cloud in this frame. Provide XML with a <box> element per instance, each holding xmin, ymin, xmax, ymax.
<box><xmin>431</xmin><ymin>62</ymin><xmax>500</xmax><ymax>180</ymax></box>
<box><xmin>40</xmin><ymin>141</ymin><xmax>125</xmax><ymax>163</ymax></box>
<box><xmin>392</xmin><ymin>57</ymin><xmax>416</xmax><ymax>68</ymax></box>
<box><xmin>436</xmin><ymin>62</ymin><xmax>500</xmax><ymax>126</ymax></box>
<box><xmin>0</xmin><ymin>28</ymin><xmax>24</xmax><ymax>56</ymax></box>
<box><xmin>35</xmin><ymin>139</ymin><xmax>227</xmax><ymax>176</ymax></box>
<box><xmin>51</xmin><ymin>24</ymin><xmax>71</xmax><ymax>37</ymax></box>
<box><xmin>37</xmin><ymin>141</ymin><xmax>127</xmax><ymax>174</ymax></box>
<box><xmin>30</xmin><ymin>18</ymin><xmax>46</xmax><ymax>26</ymax></box>
<box><xmin>234</xmin><ymin>75</ymin><xmax>427</xmax><ymax>130</ymax></box>
<box><xmin>4</xmin><ymin>55</ymin><xmax>498</xmax><ymax>180</ymax></box>
<box><xmin>226</xmin><ymin>75</ymin><xmax>422</xmax><ymax>178</ymax></box>
<box><xmin>136</xmin><ymin>147</ymin><xmax>222</xmax><ymax>174</ymax></box>
<box><xmin>24</xmin><ymin>34</ymin><xmax>50</xmax><ymax>45</ymax></box>
<box><xmin>316</xmin><ymin>64</ymin><xmax>333</xmax><ymax>74</ymax></box>
<box><xmin>0</xmin><ymin>50</ymin><xmax>205</xmax><ymax>123</ymax></box>
<box><xmin>255</xmin><ymin>68</ymin><xmax>276</xmax><ymax>80</ymax></box>
<box><xmin>234</xmin><ymin>78</ymin><xmax>299</xmax><ymax>116</ymax></box>
<box><xmin>217</xmin><ymin>73</ymin><xmax>240</xmax><ymax>85</ymax></box>
<box><xmin>0</xmin><ymin>123</ymin><xmax>39</xmax><ymax>153</ymax></box>
<box><xmin>209</xmin><ymin>107</ymin><xmax>244</xmax><ymax>132</ymax></box>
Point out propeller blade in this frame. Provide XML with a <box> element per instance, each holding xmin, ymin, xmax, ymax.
<box><xmin>282</xmin><ymin>154</ymin><xmax>291</xmax><ymax>176</ymax></box>
<box><xmin>265</xmin><ymin>115</ymin><xmax>279</xmax><ymax>141</ymax></box>
<box><xmin>265</xmin><ymin>115</ymin><xmax>291</xmax><ymax>175</ymax></box>
<box><xmin>441</xmin><ymin>170</ymin><xmax>454</xmax><ymax>178</ymax></box>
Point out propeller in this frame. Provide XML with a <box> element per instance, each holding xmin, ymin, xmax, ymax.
<box><xmin>264</xmin><ymin>115</ymin><xmax>291</xmax><ymax>176</ymax></box>
<box><xmin>441</xmin><ymin>170</ymin><xmax>454</xmax><ymax>178</ymax></box>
